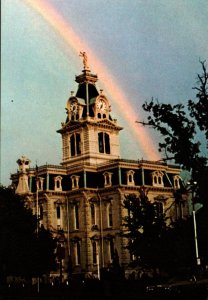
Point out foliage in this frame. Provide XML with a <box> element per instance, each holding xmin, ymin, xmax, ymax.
<box><xmin>123</xmin><ymin>190</ymin><xmax>197</xmax><ymax>275</ymax></box>
<box><xmin>123</xmin><ymin>189</ymin><xmax>168</xmax><ymax>271</ymax></box>
<box><xmin>133</xmin><ymin>60</ymin><xmax>208</xmax><ymax>273</ymax></box>
<box><xmin>138</xmin><ymin>60</ymin><xmax>208</xmax><ymax>205</ymax></box>
<box><xmin>0</xmin><ymin>186</ymin><xmax>56</xmax><ymax>283</ymax></box>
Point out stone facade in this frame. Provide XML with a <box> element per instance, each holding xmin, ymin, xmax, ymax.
<box><xmin>11</xmin><ymin>63</ymin><xmax>188</xmax><ymax>279</ymax></box>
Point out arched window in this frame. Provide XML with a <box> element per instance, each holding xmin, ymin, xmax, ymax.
<box><xmin>152</xmin><ymin>171</ymin><xmax>164</xmax><ymax>187</ymax></box>
<box><xmin>56</xmin><ymin>206</ymin><xmax>61</xmax><ymax>219</ymax></box>
<box><xmin>98</xmin><ymin>132</ymin><xmax>110</xmax><ymax>154</ymax></box>
<box><xmin>71</xmin><ymin>175</ymin><xmax>80</xmax><ymax>190</ymax></box>
<box><xmin>75</xmin><ymin>241</ymin><xmax>81</xmax><ymax>265</ymax></box>
<box><xmin>54</xmin><ymin>176</ymin><xmax>62</xmax><ymax>191</ymax></box>
<box><xmin>70</xmin><ymin>133</ymin><xmax>81</xmax><ymax>156</ymax></box>
<box><xmin>103</xmin><ymin>172</ymin><xmax>113</xmax><ymax>187</ymax></box>
<box><xmin>173</xmin><ymin>175</ymin><xmax>180</xmax><ymax>189</ymax></box>
<box><xmin>92</xmin><ymin>241</ymin><xmax>97</xmax><ymax>265</ymax></box>
<box><xmin>74</xmin><ymin>203</ymin><xmax>79</xmax><ymax>230</ymax></box>
<box><xmin>91</xmin><ymin>203</ymin><xmax>96</xmax><ymax>225</ymax></box>
<box><xmin>40</xmin><ymin>205</ymin><xmax>43</xmax><ymax>220</ymax></box>
<box><xmin>108</xmin><ymin>203</ymin><xmax>113</xmax><ymax>227</ymax></box>
<box><xmin>126</xmin><ymin>170</ymin><xmax>135</xmax><ymax>186</ymax></box>
<box><xmin>109</xmin><ymin>239</ymin><xmax>114</xmax><ymax>262</ymax></box>
<box><xmin>97</xmin><ymin>113</ymin><xmax>101</xmax><ymax>119</ymax></box>
<box><xmin>153</xmin><ymin>202</ymin><xmax>163</xmax><ymax>219</ymax></box>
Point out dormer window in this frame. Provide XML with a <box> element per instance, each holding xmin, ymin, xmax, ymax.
<box><xmin>126</xmin><ymin>170</ymin><xmax>135</xmax><ymax>186</ymax></box>
<box><xmin>54</xmin><ymin>176</ymin><xmax>62</xmax><ymax>191</ymax></box>
<box><xmin>37</xmin><ymin>177</ymin><xmax>44</xmax><ymax>190</ymax></box>
<box><xmin>103</xmin><ymin>172</ymin><xmax>113</xmax><ymax>187</ymax></box>
<box><xmin>173</xmin><ymin>175</ymin><xmax>181</xmax><ymax>189</ymax></box>
<box><xmin>71</xmin><ymin>175</ymin><xmax>80</xmax><ymax>190</ymax></box>
<box><xmin>152</xmin><ymin>171</ymin><xmax>164</xmax><ymax>187</ymax></box>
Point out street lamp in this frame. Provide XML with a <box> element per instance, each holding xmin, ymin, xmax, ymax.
<box><xmin>187</xmin><ymin>181</ymin><xmax>201</xmax><ymax>266</ymax></box>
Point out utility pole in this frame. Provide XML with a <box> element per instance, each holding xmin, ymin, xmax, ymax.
<box><xmin>188</xmin><ymin>180</ymin><xmax>201</xmax><ymax>267</ymax></box>
<box><xmin>36</xmin><ymin>164</ymin><xmax>40</xmax><ymax>293</ymax></box>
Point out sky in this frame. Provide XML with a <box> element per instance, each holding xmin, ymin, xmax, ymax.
<box><xmin>1</xmin><ymin>0</ymin><xmax>208</xmax><ymax>186</ymax></box>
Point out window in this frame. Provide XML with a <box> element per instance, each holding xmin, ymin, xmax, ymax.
<box><xmin>103</xmin><ymin>172</ymin><xmax>113</xmax><ymax>187</ymax></box>
<box><xmin>153</xmin><ymin>202</ymin><xmax>163</xmax><ymax>219</ymax></box>
<box><xmin>126</xmin><ymin>170</ymin><xmax>135</xmax><ymax>186</ymax></box>
<box><xmin>173</xmin><ymin>175</ymin><xmax>180</xmax><ymax>189</ymax></box>
<box><xmin>40</xmin><ymin>205</ymin><xmax>43</xmax><ymax>220</ymax></box>
<box><xmin>37</xmin><ymin>177</ymin><xmax>44</xmax><ymax>190</ymax></box>
<box><xmin>70</xmin><ymin>133</ymin><xmax>81</xmax><ymax>156</ymax></box>
<box><xmin>54</xmin><ymin>176</ymin><xmax>62</xmax><ymax>191</ymax></box>
<box><xmin>56</xmin><ymin>206</ymin><xmax>61</xmax><ymax>219</ymax></box>
<box><xmin>92</xmin><ymin>241</ymin><xmax>97</xmax><ymax>265</ymax></box>
<box><xmin>109</xmin><ymin>239</ymin><xmax>114</xmax><ymax>262</ymax></box>
<box><xmin>74</xmin><ymin>203</ymin><xmax>79</xmax><ymax>230</ymax></box>
<box><xmin>91</xmin><ymin>203</ymin><xmax>96</xmax><ymax>225</ymax></box>
<box><xmin>75</xmin><ymin>241</ymin><xmax>81</xmax><ymax>265</ymax></box>
<box><xmin>98</xmin><ymin>132</ymin><xmax>110</xmax><ymax>154</ymax></box>
<box><xmin>152</xmin><ymin>171</ymin><xmax>164</xmax><ymax>187</ymax></box>
<box><xmin>107</xmin><ymin>203</ymin><xmax>113</xmax><ymax>227</ymax></box>
<box><xmin>71</xmin><ymin>175</ymin><xmax>80</xmax><ymax>190</ymax></box>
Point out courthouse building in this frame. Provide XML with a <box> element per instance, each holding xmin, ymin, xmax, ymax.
<box><xmin>11</xmin><ymin>55</ymin><xmax>188</xmax><ymax>278</ymax></box>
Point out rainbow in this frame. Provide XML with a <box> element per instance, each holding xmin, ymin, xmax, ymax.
<box><xmin>24</xmin><ymin>0</ymin><xmax>160</xmax><ymax>160</ymax></box>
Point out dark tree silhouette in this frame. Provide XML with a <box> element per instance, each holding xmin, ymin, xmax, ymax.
<box><xmin>123</xmin><ymin>189</ymin><xmax>169</xmax><ymax>272</ymax></box>
<box><xmin>0</xmin><ymin>186</ymin><xmax>56</xmax><ymax>284</ymax></box>
<box><xmin>136</xmin><ymin>60</ymin><xmax>208</xmax><ymax>272</ymax></box>
<box><xmin>138</xmin><ymin>60</ymin><xmax>208</xmax><ymax>206</ymax></box>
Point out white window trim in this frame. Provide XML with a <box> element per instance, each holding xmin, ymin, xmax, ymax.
<box><xmin>71</xmin><ymin>175</ymin><xmax>80</xmax><ymax>190</ymax></box>
<box><xmin>103</xmin><ymin>172</ymin><xmax>113</xmax><ymax>187</ymax></box>
<box><xmin>54</xmin><ymin>176</ymin><xmax>63</xmax><ymax>191</ymax></box>
<box><xmin>126</xmin><ymin>170</ymin><xmax>135</xmax><ymax>186</ymax></box>
<box><xmin>152</xmin><ymin>171</ymin><xmax>164</xmax><ymax>187</ymax></box>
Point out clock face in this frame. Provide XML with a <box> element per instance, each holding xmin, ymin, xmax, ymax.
<box><xmin>97</xmin><ymin>99</ymin><xmax>106</xmax><ymax>111</ymax></box>
<box><xmin>70</xmin><ymin>103</ymin><xmax>78</xmax><ymax>113</ymax></box>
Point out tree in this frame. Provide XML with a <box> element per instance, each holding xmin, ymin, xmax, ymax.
<box><xmin>123</xmin><ymin>190</ymin><xmax>198</xmax><ymax>277</ymax></box>
<box><xmin>138</xmin><ymin>60</ymin><xmax>208</xmax><ymax>206</ymax></box>
<box><xmin>0</xmin><ymin>186</ymin><xmax>56</xmax><ymax>284</ymax></box>
<box><xmin>123</xmin><ymin>189</ymin><xmax>169</xmax><ymax>272</ymax></box>
<box><xmin>137</xmin><ymin>60</ymin><xmax>208</xmax><ymax>270</ymax></box>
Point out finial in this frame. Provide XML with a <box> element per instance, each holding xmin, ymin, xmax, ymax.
<box><xmin>100</xmin><ymin>89</ymin><xmax>103</xmax><ymax>94</ymax></box>
<box><xmin>79</xmin><ymin>51</ymin><xmax>89</xmax><ymax>70</ymax></box>
<box><xmin>71</xmin><ymin>91</ymin><xmax>74</xmax><ymax>97</ymax></box>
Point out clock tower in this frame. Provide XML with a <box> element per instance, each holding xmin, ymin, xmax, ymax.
<box><xmin>11</xmin><ymin>51</ymin><xmax>186</xmax><ymax>280</ymax></box>
<box><xmin>57</xmin><ymin>53</ymin><xmax>123</xmax><ymax>167</ymax></box>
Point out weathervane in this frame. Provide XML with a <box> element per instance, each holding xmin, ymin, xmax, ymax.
<box><xmin>79</xmin><ymin>51</ymin><xmax>89</xmax><ymax>70</ymax></box>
